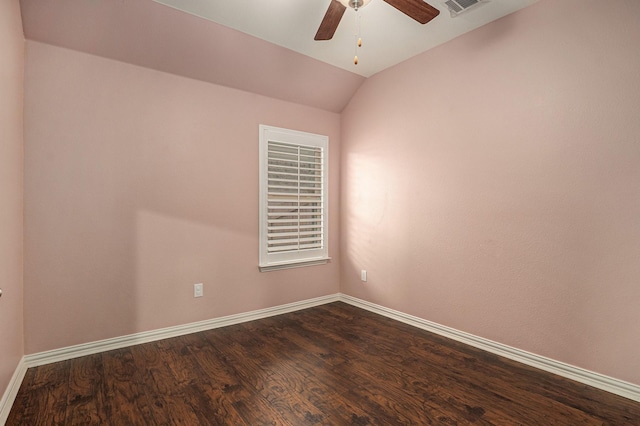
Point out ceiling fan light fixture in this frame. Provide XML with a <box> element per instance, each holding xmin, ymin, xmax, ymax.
<box><xmin>337</xmin><ymin>0</ymin><xmax>372</xmax><ymax>10</ymax></box>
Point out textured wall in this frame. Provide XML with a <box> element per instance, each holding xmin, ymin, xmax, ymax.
<box><xmin>340</xmin><ymin>0</ymin><xmax>640</xmax><ymax>385</ymax></box>
<box><xmin>24</xmin><ymin>42</ymin><xmax>341</xmax><ymax>354</ymax></box>
<box><xmin>0</xmin><ymin>0</ymin><xmax>24</xmax><ymax>400</ymax></box>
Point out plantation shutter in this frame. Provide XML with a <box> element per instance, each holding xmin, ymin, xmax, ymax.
<box><xmin>259</xmin><ymin>125</ymin><xmax>329</xmax><ymax>271</ymax></box>
<box><xmin>267</xmin><ymin>141</ymin><xmax>324</xmax><ymax>253</ymax></box>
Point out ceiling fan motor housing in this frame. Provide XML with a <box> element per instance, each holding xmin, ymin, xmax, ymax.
<box><xmin>338</xmin><ymin>0</ymin><xmax>372</xmax><ymax>10</ymax></box>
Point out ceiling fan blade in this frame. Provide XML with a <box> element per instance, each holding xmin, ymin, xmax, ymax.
<box><xmin>315</xmin><ymin>0</ymin><xmax>347</xmax><ymax>41</ymax></box>
<box><xmin>383</xmin><ymin>0</ymin><xmax>440</xmax><ymax>24</ymax></box>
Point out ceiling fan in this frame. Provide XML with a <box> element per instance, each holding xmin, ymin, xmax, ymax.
<box><xmin>315</xmin><ymin>0</ymin><xmax>440</xmax><ymax>41</ymax></box>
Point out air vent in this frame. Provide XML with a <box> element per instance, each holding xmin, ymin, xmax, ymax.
<box><xmin>443</xmin><ymin>0</ymin><xmax>488</xmax><ymax>17</ymax></box>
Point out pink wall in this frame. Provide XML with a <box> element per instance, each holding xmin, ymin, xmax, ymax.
<box><xmin>340</xmin><ymin>0</ymin><xmax>640</xmax><ymax>385</ymax></box>
<box><xmin>23</xmin><ymin>41</ymin><xmax>341</xmax><ymax>354</ymax></box>
<box><xmin>0</xmin><ymin>0</ymin><xmax>24</xmax><ymax>397</ymax></box>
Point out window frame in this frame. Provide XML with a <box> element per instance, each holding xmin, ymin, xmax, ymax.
<box><xmin>258</xmin><ymin>125</ymin><xmax>330</xmax><ymax>272</ymax></box>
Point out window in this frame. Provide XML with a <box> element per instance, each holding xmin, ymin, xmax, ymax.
<box><xmin>259</xmin><ymin>125</ymin><xmax>329</xmax><ymax>271</ymax></box>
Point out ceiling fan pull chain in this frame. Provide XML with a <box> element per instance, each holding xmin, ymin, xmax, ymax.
<box><xmin>354</xmin><ymin>7</ymin><xmax>362</xmax><ymax>65</ymax></box>
<box><xmin>357</xmin><ymin>8</ymin><xmax>363</xmax><ymax>47</ymax></box>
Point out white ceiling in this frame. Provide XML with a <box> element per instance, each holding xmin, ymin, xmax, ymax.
<box><xmin>153</xmin><ymin>0</ymin><xmax>538</xmax><ymax>77</ymax></box>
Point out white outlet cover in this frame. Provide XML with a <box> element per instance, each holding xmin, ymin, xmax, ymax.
<box><xmin>194</xmin><ymin>283</ymin><xmax>204</xmax><ymax>298</ymax></box>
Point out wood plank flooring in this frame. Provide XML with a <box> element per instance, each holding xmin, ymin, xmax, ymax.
<box><xmin>7</xmin><ymin>302</ymin><xmax>640</xmax><ymax>425</ymax></box>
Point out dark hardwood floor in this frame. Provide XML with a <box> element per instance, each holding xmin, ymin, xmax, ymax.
<box><xmin>7</xmin><ymin>302</ymin><xmax>640</xmax><ymax>425</ymax></box>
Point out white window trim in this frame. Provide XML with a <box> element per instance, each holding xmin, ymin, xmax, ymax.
<box><xmin>259</xmin><ymin>125</ymin><xmax>330</xmax><ymax>272</ymax></box>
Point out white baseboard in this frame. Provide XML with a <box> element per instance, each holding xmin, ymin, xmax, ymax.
<box><xmin>0</xmin><ymin>357</ymin><xmax>27</xmax><ymax>426</ymax></box>
<box><xmin>339</xmin><ymin>294</ymin><xmax>640</xmax><ymax>403</ymax></box>
<box><xmin>3</xmin><ymin>291</ymin><xmax>638</xmax><ymax>423</ymax></box>
<box><xmin>24</xmin><ymin>293</ymin><xmax>340</xmax><ymax>368</ymax></box>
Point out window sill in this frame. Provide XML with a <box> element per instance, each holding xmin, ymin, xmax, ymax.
<box><xmin>259</xmin><ymin>257</ymin><xmax>331</xmax><ymax>272</ymax></box>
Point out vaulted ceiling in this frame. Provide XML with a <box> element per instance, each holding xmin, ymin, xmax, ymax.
<box><xmin>20</xmin><ymin>0</ymin><xmax>537</xmax><ymax>112</ymax></box>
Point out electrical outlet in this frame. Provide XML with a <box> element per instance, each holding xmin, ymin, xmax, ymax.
<box><xmin>194</xmin><ymin>283</ymin><xmax>203</xmax><ymax>298</ymax></box>
<box><xmin>361</xmin><ymin>270</ymin><xmax>367</xmax><ymax>282</ymax></box>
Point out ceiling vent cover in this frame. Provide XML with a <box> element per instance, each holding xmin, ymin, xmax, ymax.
<box><xmin>443</xmin><ymin>0</ymin><xmax>489</xmax><ymax>17</ymax></box>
